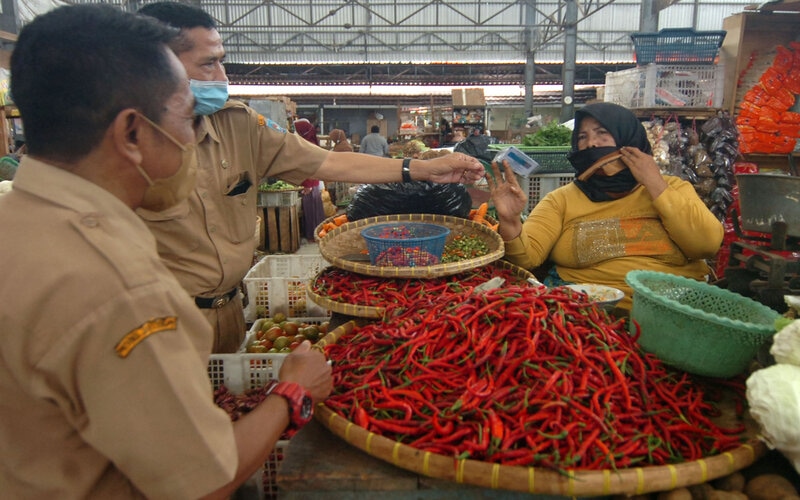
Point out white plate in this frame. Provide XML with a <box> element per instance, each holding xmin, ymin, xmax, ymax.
<box><xmin>566</xmin><ymin>284</ymin><xmax>625</xmax><ymax>310</ymax></box>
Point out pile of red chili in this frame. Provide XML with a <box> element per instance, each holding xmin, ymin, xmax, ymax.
<box><xmin>324</xmin><ymin>285</ymin><xmax>747</xmax><ymax>470</ymax></box>
<box><xmin>310</xmin><ymin>264</ymin><xmax>531</xmax><ymax>310</ymax></box>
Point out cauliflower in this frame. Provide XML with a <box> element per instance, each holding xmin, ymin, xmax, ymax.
<box><xmin>771</xmin><ymin>319</ymin><xmax>800</xmax><ymax>366</ymax></box>
<box><xmin>746</xmin><ymin>363</ymin><xmax>800</xmax><ymax>474</ymax></box>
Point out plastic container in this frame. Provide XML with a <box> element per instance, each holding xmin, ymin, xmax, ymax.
<box><xmin>493</xmin><ymin>146</ymin><xmax>541</xmax><ymax>176</ymax></box>
<box><xmin>243</xmin><ymin>254</ymin><xmax>331</xmax><ymax>323</ymax></box>
<box><xmin>604</xmin><ymin>64</ymin><xmax>725</xmax><ymax>109</ymax></box>
<box><xmin>626</xmin><ymin>270</ymin><xmax>780</xmax><ymax>378</ymax></box>
<box><xmin>360</xmin><ymin>222</ymin><xmax>450</xmax><ymax>267</ymax></box>
<box><xmin>516</xmin><ymin>173</ymin><xmax>576</xmax><ymax>217</ymax></box>
<box><xmin>257</xmin><ymin>189</ymin><xmax>300</xmax><ymax>207</ymax></box>
<box><xmin>630</xmin><ymin>28</ymin><xmax>727</xmax><ymax>65</ymax></box>
<box><xmin>207</xmin><ymin>353</ymin><xmax>290</xmax><ymax>499</ymax></box>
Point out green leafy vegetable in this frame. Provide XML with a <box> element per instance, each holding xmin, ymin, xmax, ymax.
<box><xmin>522</xmin><ymin>120</ymin><xmax>572</xmax><ymax>147</ymax></box>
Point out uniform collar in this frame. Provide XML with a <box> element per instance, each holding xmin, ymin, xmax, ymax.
<box><xmin>194</xmin><ymin>99</ymin><xmax>241</xmax><ymax>145</ymax></box>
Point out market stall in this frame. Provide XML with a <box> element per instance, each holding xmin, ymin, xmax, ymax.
<box><xmin>221</xmin><ymin>206</ymin><xmax>799</xmax><ymax>499</ymax></box>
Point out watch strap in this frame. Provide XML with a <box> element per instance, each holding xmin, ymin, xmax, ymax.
<box><xmin>401</xmin><ymin>158</ymin><xmax>412</xmax><ymax>183</ymax></box>
<box><xmin>265</xmin><ymin>380</ymin><xmax>313</xmax><ymax>429</ymax></box>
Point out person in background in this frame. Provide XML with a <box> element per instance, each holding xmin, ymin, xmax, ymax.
<box><xmin>0</xmin><ymin>5</ymin><xmax>332</xmax><ymax>497</ymax></box>
<box><xmin>488</xmin><ymin>102</ymin><xmax>723</xmax><ymax>312</ymax></box>
<box><xmin>360</xmin><ymin>124</ymin><xmax>390</xmax><ymax>157</ymax></box>
<box><xmin>452</xmin><ymin>128</ymin><xmax>466</xmax><ymax>143</ymax></box>
<box><xmin>438</xmin><ymin>118</ymin><xmax>452</xmax><ymax>145</ymax></box>
<box><xmin>136</xmin><ymin>2</ymin><xmax>484</xmax><ymax>353</ymax></box>
<box><xmin>329</xmin><ymin>128</ymin><xmax>353</xmax><ymax>152</ymax></box>
<box><xmin>293</xmin><ymin>118</ymin><xmax>326</xmax><ymax>242</ymax></box>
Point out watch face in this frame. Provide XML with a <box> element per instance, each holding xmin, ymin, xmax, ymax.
<box><xmin>300</xmin><ymin>395</ymin><xmax>313</xmax><ymax>419</ymax></box>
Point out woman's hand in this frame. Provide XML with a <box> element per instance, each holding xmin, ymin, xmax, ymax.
<box><xmin>619</xmin><ymin>146</ymin><xmax>668</xmax><ymax>199</ymax></box>
<box><xmin>425</xmin><ymin>152</ymin><xmax>485</xmax><ymax>184</ymax></box>
<box><xmin>486</xmin><ymin>161</ymin><xmax>527</xmax><ymax>241</ymax></box>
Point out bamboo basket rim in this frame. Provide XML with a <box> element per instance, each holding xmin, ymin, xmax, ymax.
<box><xmin>306</xmin><ymin>260</ymin><xmax>534</xmax><ymax>319</ymax></box>
<box><xmin>315</xmin><ymin>404</ymin><xmax>768</xmax><ymax>497</ymax></box>
<box><xmin>318</xmin><ymin>213</ymin><xmax>504</xmax><ymax>279</ymax></box>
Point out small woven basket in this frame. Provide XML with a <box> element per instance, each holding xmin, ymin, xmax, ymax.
<box><xmin>319</xmin><ymin>213</ymin><xmax>504</xmax><ymax>279</ymax></box>
<box><xmin>361</xmin><ymin>222</ymin><xmax>449</xmax><ymax>266</ymax></box>
<box><xmin>625</xmin><ymin>270</ymin><xmax>779</xmax><ymax>378</ymax></box>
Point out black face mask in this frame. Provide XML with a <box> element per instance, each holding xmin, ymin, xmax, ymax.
<box><xmin>568</xmin><ymin>146</ymin><xmax>639</xmax><ymax>202</ymax></box>
<box><xmin>567</xmin><ymin>146</ymin><xmax>619</xmax><ymax>176</ymax></box>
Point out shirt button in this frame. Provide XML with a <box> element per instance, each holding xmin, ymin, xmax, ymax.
<box><xmin>209</xmin><ymin>226</ymin><xmax>216</xmax><ymax>233</ymax></box>
<box><xmin>201</xmin><ymin>192</ymin><xmax>208</xmax><ymax>199</ymax></box>
<box><xmin>81</xmin><ymin>216</ymin><xmax>98</xmax><ymax>228</ymax></box>
<box><xmin>221</xmin><ymin>160</ymin><xmax>230</xmax><ymax>169</ymax></box>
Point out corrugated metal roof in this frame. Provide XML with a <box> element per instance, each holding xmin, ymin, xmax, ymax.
<box><xmin>57</xmin><ymin>0</ymin><xmax>760</xmax><ymax>82</ymax></box>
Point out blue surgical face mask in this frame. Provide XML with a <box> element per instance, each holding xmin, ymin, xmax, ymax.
<box><xmin>189</xmin><ymin>79</ymin><xmax>229</xmax><ymax>116</ymax></box>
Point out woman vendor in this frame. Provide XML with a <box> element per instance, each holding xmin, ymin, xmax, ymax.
<box><xmin>488</xmin><ymin>102</ymin><xmax>723</xmax><ymax>311</ymax></box>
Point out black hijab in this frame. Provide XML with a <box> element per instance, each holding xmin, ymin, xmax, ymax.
<box><xmin>568</xmin><ymin>103</ymin><xmax>652</xmax><ymax>202</ymax></box>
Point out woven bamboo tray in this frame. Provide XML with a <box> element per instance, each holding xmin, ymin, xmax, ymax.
<box><xmin>307</xmin><ymin>260</ymin><xmax>534</xmax><ymax>319</ymax></box>
<box><xmin>315</xmin><ymin>403</ymin><xmax>767</xmax><ymax>497</ymax></box>
<box><xmin>318</xmin><ymin>213</ymin><xmax>504</xmax><ymax>279</ymax></box>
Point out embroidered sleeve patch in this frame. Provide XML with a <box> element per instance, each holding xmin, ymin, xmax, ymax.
<box><xmin>257</xmin><ymin>114</ymin><xmax>266</xmax><ymax>127</ymax></box>
<box><xmin>115</xmin><ymin>317</ymin><xmax>177</xmax><ymax>358</ymax></box>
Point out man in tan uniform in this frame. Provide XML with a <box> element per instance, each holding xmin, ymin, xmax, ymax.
<box><xmin>138</xmin><ymin>2</ymin><xmax>487</xmax><ymax>353</ymax></box>
<box><xmin>0</xmin><ymin>5</ymin><xmax>331</xmax><ymax>498</ymax></box>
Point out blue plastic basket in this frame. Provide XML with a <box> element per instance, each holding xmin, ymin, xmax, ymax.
<box><xmin>361</xmin><ymin>223</ymin><xmax>450</xmax><ymax>267</ymax></box>
<box><xmin>631</xmin><ymin>28</ymin><xmax>726</xmax><ymax>65</ymax></box>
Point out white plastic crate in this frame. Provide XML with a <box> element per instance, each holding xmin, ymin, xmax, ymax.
<box><xmin>207</xmin><ymin>353</ymin><xmax>289</xmax><ymax>499</ymax></box>
<box><xmin>243</xmin><ymin>255</ymin><xmax>331</xmax><ymax>323</ymax></box>
<box><xmin>604</xmin><ymin>63</ymin><xmax>725</xmax><ymax>108</ymax></box>
<box><xmin>516</xmin><ymin>173</ymin><xmax>575</xmax><ymax>217</ymax></box>
<box><xmin>257</xmin><ymin>190</ymin><xmax>300</xmax><ymax>207</ymax></box>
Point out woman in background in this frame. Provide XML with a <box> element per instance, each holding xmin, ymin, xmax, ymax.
<box><xmin>488</xmin><ymin>102</ymin><xmax>723</xmax><ymax>312</ymax></box>
<box><xmin>294</xmin><ymin>119</ymin><xmax>327</xmax><ymax>242</ymax></box>
<box><xmin>329</xmin><ymin>129</ymin><xmax>353</xmax><ymax>152</ymax></box>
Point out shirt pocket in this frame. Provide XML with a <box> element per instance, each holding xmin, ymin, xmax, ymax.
<box><xmin>221</xmin><ymin>171</ymin><xmax>257</xmax><ymax>244</ymax></box>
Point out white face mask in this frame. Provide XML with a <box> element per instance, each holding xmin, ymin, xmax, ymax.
<box><xmin>135</xmin><ymin>113</ymin><xmax>198</xmax><ymax>212</ymax></box>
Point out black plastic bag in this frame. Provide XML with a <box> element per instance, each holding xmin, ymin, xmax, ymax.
<box><xmin>454</xmin><ymin>134</ymin><xmax>497</xmax><ymax>164</ymax></box>
<box><xmin>346</xmin><ymin>181</ymin><xmax>472</xmax><ymax>221</ymax></box>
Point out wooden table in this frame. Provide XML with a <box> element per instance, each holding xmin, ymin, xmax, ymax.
<box><xmin>277</xmin><ymin>419</ymin><xmax>570</xmax><ymax>500</ymax></box>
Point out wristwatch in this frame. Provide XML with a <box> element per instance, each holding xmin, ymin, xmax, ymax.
<box><xmin>265</xmin><ymin>381</ymin><xmax>314</xmax><ymax>429</ymax></box>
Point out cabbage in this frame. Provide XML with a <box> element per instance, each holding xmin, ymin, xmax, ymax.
<box><xmin>771</xmin><ymin>319</ymin><xmax>800</xmax><ymax>366</ymax></box>
<box><xmin>746</xmin><ymin>364</ymin><xmax>800</xmax><ymax>474</ymax></box>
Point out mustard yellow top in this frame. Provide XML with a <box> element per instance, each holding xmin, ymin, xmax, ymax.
<box><xmin>503</xmin><ymin>176</ymin><xmax>724</xmax><ymax>310</ymax></box>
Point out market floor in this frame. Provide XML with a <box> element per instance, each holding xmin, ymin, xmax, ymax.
<box><xmin>296</xmin><ymin>238</ymin><xmax>323</xmax><ymax>256</ymax></box>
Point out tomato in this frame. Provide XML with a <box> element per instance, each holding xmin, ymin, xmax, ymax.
<box><xmin>273</xmin><ymin>336</ymin><xmax>292</xmax><ymax>350</ymax></box>
<box><xmin>264</xmin><ymin>326</ymin><xmax>284</xmax><ymax>342</ymax></box>
<box><xmin>282</xmin><ymin>321</ymin><xmax>301</xmax><ymax>336</ymax></box>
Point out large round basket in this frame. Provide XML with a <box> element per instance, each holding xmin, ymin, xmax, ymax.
<box><xmin>307</xmin><ymin>260</ymin><xmax>534</xmax><ymax>319</ymax></box>
<box><xmin>625</xmin><ymin>270</ymin><xmax>780</xmax><ymax>378</ymax></box>
<box><xmin>315</xmin><ymin>404</ymin><xmax>766</xmax><ymax>497</ymax></box>
<box><xmin>318</xmin><ymin>213</ymin><xmax>504</xmax><ymax>279</ymax></box>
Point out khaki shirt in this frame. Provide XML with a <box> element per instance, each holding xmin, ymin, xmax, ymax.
<box><xmin>0</xmin><ymin>158</ymin><xmax>237</xmax><ymax>499</ymax></box>
<box><xmin>138</xmin><ymin>101</ymin><xmax>329</xmax><ymax>299</ymax></box>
